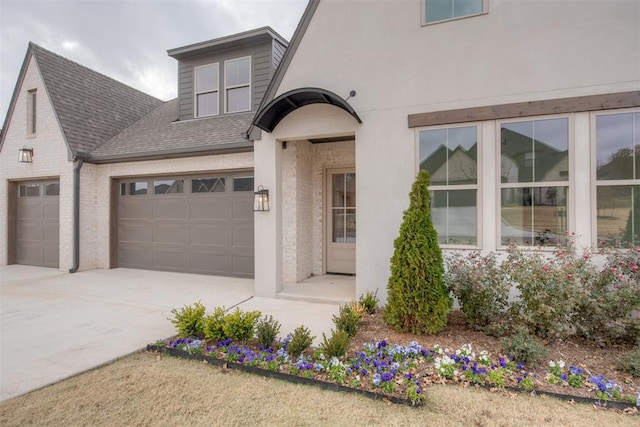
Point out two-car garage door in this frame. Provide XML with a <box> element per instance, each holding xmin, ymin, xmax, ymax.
<box><xmin>117</xmin><ymin>173</ymin><xmax>254</xmax><ymax>278</ymax></box>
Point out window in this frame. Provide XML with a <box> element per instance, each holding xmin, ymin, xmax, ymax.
<box><xmin>120</xmin><ymin>181</ymin><xmax>148</xmax><ymax>196</ymax></box>
<box><xmin>194</xmin><ymin>63</ymin><xmax>219</xmax><ymax>117</ymax></box>
<box><xmin>225</xmin><ymin>57</ymin><xmax>251</xmax><ymax>113</ymax></box>
<box><xmin>419</xmin><ymin>125</ymin><xmax>478</xmax><ymax>245</ymax></box>
<box><xmin>192</xmin><ymin>177</ymin><xmax>225</xmax><ymax>193</ymax></box>
<box><xmin>18</xmin><ymin>183</ymin><xmax>40</xmax><ymax>197</ymax></box>
<box><xmin>595</xmin><ymin>111</ymin><xmax>640</xmax><ymax>246</ymax></box>
<box><xmin>27</xmin><ymin>89</ymin><xmax>36</xmax><ymax>135</ymax></box>
<box><xmin>233</xmin><ymin>177</ymin><xmax>254</xmax><ymax>192</ymax></box>
<box><xmin>154</xmin><ymin>179</ymin><xmax>184</xmax><ymax>195</ymax></box>
<box><xmin>44</xmin><ymin>183</ymin><xmax>60</xmax><ymax>196</ymax></box>
<box><xmin>423</xmin><ymin>0</ymin><xmax>485</xmax><ymax>24</ymax></box>
<box><xmin>500</xmin><ymin>118</ymin><xmax>569</xmax><ymax>246</ymax></box>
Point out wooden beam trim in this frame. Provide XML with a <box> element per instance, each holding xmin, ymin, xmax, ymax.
<box><xmin>408</xmin><ymin>91</ymin><xmax>640</xmax><ymax>128</ymax></box>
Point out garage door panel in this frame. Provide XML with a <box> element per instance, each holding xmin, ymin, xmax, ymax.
<box><xmin>43</xmin><ymin>204</ymin><xmax>59</xmax><ymax>220</ymax></box>
<box><xmin>17</xmin><ymin>223</ymin><xmax>43</xmax><ymax>241</ymax></box>
<box><xmin>118</xmin><ymin>173</ymin><xmax>253</xmax><ymax>277</ymax></box>
<box><xmin>153</xmin><ymin>199</ymin><xmax>189</xmax><ymax>220</ymax></box>
<box><xmin>43</xmin><ymin>243</ymin><xmax>59</xmax><ymax>267</ymax></box>
<box><xmin>191</xmin><ymin>200</ymin><xmax>228</xmax><ymax>220</ymax></box>
<box><xmin>17</xmin><ymin>204</ymin><xmax>43</xmax><ymax>219</ymax></box>
<box><xmin>43</xmin><ymin>224</ymin><xmax>59</xmax><ymax>242</ymax></box>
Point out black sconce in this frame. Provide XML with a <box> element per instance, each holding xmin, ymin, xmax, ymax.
<box><xmin>253</xmin><ymin>185</ymin><xmax>270</xmax><ymax>211</ymax></box>
<box><xmin>19</xmin><ymin>147</ymin><xmax>33</xmax><ymax>163</ymax></box>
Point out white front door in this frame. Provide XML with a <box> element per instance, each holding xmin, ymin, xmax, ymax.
<box><xmin>326</xmin><ymin>169</ymin><xmax>356</xmax><ymax>274</ymax></box>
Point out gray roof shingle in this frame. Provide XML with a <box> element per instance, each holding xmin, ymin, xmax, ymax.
<box><xmin>90</xmin><ymin>99</ymin><xmax>253</xmax><ymax>162</ymax></box>
<box><xmin>31</xmin><ymin>43</ymin><xmax>163</xmax><ymax>155</ymax></box>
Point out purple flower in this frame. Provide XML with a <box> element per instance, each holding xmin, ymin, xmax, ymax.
<box><xmin>561</xmin><ymin>373</ymin><xmax>568</xmax><ymax>381</ymax></box>
<box><xmin>569</xmin><ymin>366</ymin><xmax>583</xmax><ymax>376</ymax></box>
<box><xmin>381</xmin><ymin>372</ymin><xmax>393</xmax><ymax>382</ymax></box>
<box><xmin>498</xmin><ymin>357</ymin><xmax>507</xmax><ymax>368</ymax></box>
<box><xmin>378</xmin><ymin>340</ymin><xmax>387</xmax><ymax>349</ymax></box>
<box><xmin>517</xmin><ymin>362</ymin><xmax>525</xmax><ymax>370</ymax></box>
<box><xmin>361</xmin><ymin>368</ymin><xmax>368</xmax><ymax>376</ymax></box>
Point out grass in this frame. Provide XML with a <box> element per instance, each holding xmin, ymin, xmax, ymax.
<box><xmin>0</xmin><ymin>352</ymin><xmax>636</xmax><ymax>426</ymax></box>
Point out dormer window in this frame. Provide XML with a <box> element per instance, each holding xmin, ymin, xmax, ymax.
<box><xmin>225</xmin><ymin>57</ymin><xmax>251</xmax><ymax>113</ymax></box>
<box><xmin>194</xmin><ymin>63</ymin><xmax>219</xmax><ymax>117</ymax></box>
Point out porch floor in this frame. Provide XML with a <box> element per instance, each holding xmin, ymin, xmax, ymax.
<box><xmin>277</xmin><ymin>274</ymin><xmax>355</xmax><ymax>305</ymax></box>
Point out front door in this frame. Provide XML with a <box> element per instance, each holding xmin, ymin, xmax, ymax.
<box><xmin>326</xmin><ymin>169</ymin><xmax>355</xmax><ymax>274</ymax></box>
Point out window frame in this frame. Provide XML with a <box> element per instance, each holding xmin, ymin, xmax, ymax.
<box><xmin>27</xmin><ymin>89</ymin><xmax>37</xmax><ymax>136</ymax></box>
<box><xmin>416</xmin><ymin>122</ymin><xmax>482</xmax><ymax>249</ymax></box>
<box><xmin>421</xmin><ymin>0</ymin><xmax>488</xmax><ymax>26</ymax></box>
<box><xmin>194</xmin><ymin>63</ymin><xmax>220</xmax><ymax>118</ymax></box>
<box><xmin>496</xmin><ymin>114</ymin><xmax>574</xmax><ymax>249</ymax></box>
<box><xmin>591</xmin><ymin>107</ymin><xmax>640</xmax><ymax>247</ymax></box>
<box><xmin>224</xmin><ymin>56</ymin><xmax>252</xmax><ymax>114</ymax></box>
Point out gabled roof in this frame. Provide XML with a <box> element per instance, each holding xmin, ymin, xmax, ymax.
<box><xmin>89</xmin><ymin>99</ymin><xmax>253</xmax><ymax>163</ymax></box>
<box><xmin>1</xmin><ymin>43</ymin><xmax>163</xmax><ymax>155</ymax></box>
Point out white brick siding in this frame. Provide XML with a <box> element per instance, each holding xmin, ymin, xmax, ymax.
<box><xmin>0</xmin><ymin>56</ymin><xmax>73</xmax><ymax>269</ymax></box>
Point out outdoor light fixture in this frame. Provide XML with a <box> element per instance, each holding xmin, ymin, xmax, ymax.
<box><xmin>253</xmin><ymin>185</ymin><xmax>270</xmax><ymax>212</ymax></box>
<box><xmin>18</xmin><ymin>147</ymin><xmax>33</xmax><ymax>163</ymax></box>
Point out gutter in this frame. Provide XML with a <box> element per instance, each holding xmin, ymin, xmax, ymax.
<box><xmin>69</xmin><ymin>153</ymin><xmax>89</xmax><ymax>273</ymax></box>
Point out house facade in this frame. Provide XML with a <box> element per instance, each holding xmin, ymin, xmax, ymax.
<box><xmin>1</xmin><ymin>1</ymin><xmax>639</xmax><ymax>304</ymax></box>
<box><xmin>250</xmin><ymin>0</ymin><xmax>639</xmax><ymax>300</ymax></box>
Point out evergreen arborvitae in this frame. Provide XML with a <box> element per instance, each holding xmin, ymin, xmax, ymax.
<box><xmin>383</xmin><ymin>170</ymin><xmax>451</xmax><ymax>334</ymax></box>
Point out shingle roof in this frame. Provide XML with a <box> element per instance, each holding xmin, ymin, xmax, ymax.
<box><xmin>30</xmin><ymin>43</ymin><xmax>163</xmax><ymax>155</ymax></box>
<box><xmin>89</xmin><ymin>99</ymin><xmax>253</xmax><ymax>162</ymax></box>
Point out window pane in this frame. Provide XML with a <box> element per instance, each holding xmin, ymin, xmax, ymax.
<box><xmin>345</xmin><ymin>173</ymin><xmax>356</xmax><ymax>207</ymax></box>
<box><xmin>420</xmin><ymin>126</ymin><xmax>477</xmax><ymax>185</ymax></box>
<box><xmin>454</xmin><ymin>0</ymin><xmax>482</xmax><ymax>17</ymax></box>
<box><xmin>45</xmin><ymin>183</ymin><xmax>60</xmax><ymax>196</ymax></box>
<box><xmin>192</xmin><ymin>177</ymin><xmax>225</xmax><ymax>193</ymax></box>
<box><xmin>195</xmin><ymin>64</ymin><xmax>218</xmax><ymax>93</ymax></box>
<box><xmin>126</xmin><ymin>182</ymin><xmax>147</xmax><ymax>196</ymax></box>
<box><xmin>332</xmin><ymin>210</ymin><xmax>345</xmax><ymax>243</ymax></box>
<box><xmin>233</xmin><ymin>177</ymin><xmax>254</xmax><ymax>192</ymax></box>
<box><xmin>226</xmin><ymin>86</ymin><xmax>250</xmax><ymax>113</ymax></box>
<box><xmin>345</xmin><ymin>208</ymin><xmax>356</xmax><ymax>243</ymax></box>
<box><xmin>425</xmin><ymin>0</ymin><xmax>453</xmax><ymax>23</ymax></box>
<box><xmin>501</xmin><ymin>118</ymin><xmax>568</xmax><ymax>183</ymax></box>
<box><xmin>597</xmin><ymin>185</ymin><xmax>640</xmax><ymax>247</ymax></box>
<box><xmin>154</xmin><ymin>179</ymin><xmax>184</xmax><ymax>195</ymax></box>
<box><xmin>501</xmin><ymin>186</ymin><xmax>567</xmax><ymax>246</ymax></box>
<box><xmin>197</xmin><ymin>92</ymin><xmax>218</xmax><ymax>117</ymax></box>
<box><xmin>596</xmin><ymin>112</ymin><xmax>640</xmax><ymax>180</ymax></box>
<box><xmin>431</xmin><ymin>189</ymin><xmax>477</xmax><ymax>245</ymax></box>
<box><xmin>332</xmin><ymin>174</ymin><xmax>345</xmax><ymax>207</ymax></box>
<box><xmin>19</xmin><ymin>184</ymin><xmax>40</xmax><ymax>197</ymax></box>
<box><xmin>226</xmin><ymin>58</ymin><xmax>250</xmax><ymax>87</ymax></box>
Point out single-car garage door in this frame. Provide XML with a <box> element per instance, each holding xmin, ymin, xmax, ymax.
<box><xmin>15</xmin><ymin>181</ymin><xmax>60</xmax><ymax>267</ymax></box>
<box><xmin>117</xmin><ymin>173</ymin><xmax>254</xmax><ymax>278</ymax></box>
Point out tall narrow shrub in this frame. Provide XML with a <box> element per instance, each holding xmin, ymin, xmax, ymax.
<box><xmin>383</xmin><ymin>170</ymin><xmax>451</xmax><ymax>334</ymax></box>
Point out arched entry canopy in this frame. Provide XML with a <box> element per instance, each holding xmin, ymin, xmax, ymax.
<box><xmin>253</xmin><ymin>87</ymin><xmax>362</xmax><ymax>133</ymax></box>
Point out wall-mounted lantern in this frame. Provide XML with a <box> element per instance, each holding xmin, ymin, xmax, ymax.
<box><xmin>19</xmin><ymin>147</ymin><xmax>33</xmax><ymax>163</ymax></box>
<box><xmin>253</xmin><ymin>186</ymin><xmax>270</xmax><ymax>212</ymax></box>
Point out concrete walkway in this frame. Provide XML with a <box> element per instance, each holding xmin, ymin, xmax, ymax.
<box><xmin>0</xmin><ymin>266</ymin><xmax>339</xmax><ymax>401</ymax></box>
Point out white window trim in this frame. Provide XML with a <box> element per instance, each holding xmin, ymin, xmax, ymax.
<box><xmin>591</xmin><ymin>107</ymin><xmax>640</xmax><ymax>248</ymax></box>
<box><xmin>495</xmin><ymin>114</ymin><xmax>574</xmax><ymax>250</ymax></box>
<box><xmin>416</xmin><ymin>122</ymin><xmax>482</xmax><ymax>249</ymax></box>
<box><xmin>421</xmin><ymin>0</ymin><xmax>488</xmax><ymax>26</ymax></box>
<box><xmin>224</xmin><ymin>56</ymin><xmax>251</xmax><ymax>114</ymax></box>
<box><xmin>194</xmin><ymin>63</ymin><xmax>219</xmax><ymax>118</ymax></box>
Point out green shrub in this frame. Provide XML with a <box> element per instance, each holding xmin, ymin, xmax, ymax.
<box><xmin>501</xmin><ymin>328</ymin><xmax>548</xmax><ymax>366</ymax></box>
<box><xmin>384</xmin><ymin>170</ymin><xmax>451</xmax><ymax>334</ymax></box>
<box><xmin>256</xmin><ymin>315</ymin><xmax>281</xmax><ymax>348</ymax></box>
<box><xmin>287</xmin><ymin>325</ymin><xmax>315</xmax><ymax>357</ymax></box>
<box><xmin>319</xmin><ymin>329</ymin><xmax>350</xmax><ymax>358</ymax></box>
<box><xmin>358</xmin><ymin>290</ymin><xmax>379</xmax><ymax>314</ymax></box>
<box><xmin>203</xmin><ymin>306</ymin><xmax>227</xmax><ymax>342</ymax></box>
<box><xmin>222</xmin><ymin>308</ymin><xmax>261</xmax><ymax>343</ymax></box>
<box><xmin>333</xmin><ymin>302</ymin><xmax>364</xmax><ymax>338</ymax></box>
<box><xmin>169</xmin><ymin>301</ymin><xmax>206</xmax><ymax>338</ymax></box>
<box><xmin>445</xmin><ymin>251</ymin><xmax>510</xmax><ymax>329</ymax></box>
<box><xmin>616</xmin><ymin>346</ymin><xmax>640</xmax><ymax>377</ymax></box>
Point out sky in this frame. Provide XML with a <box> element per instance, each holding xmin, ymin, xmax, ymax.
<box><xmin>0</xmin><ymin>0</ymin><xmax>309</xmax><ymax>122</ymax></box>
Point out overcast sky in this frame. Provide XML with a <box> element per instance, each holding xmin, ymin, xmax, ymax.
<box><xmin>0</xmin><ymin>0</ymin><xmax>308</xmax><ymax>121</ymax></box>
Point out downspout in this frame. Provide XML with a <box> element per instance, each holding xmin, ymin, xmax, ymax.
<box><xmin>69</xmin><ymin>154</ymin><xmax>85</xmax><ymax>273</ymax></box>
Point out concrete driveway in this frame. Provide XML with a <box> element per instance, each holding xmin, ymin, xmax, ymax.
<box><xmin>0</xmin><ymin>266</ymin><xmax>338</xmax><ymax>401</ymax></box>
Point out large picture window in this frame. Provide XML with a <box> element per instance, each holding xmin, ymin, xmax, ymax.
<box><xmin>423</xmin><ymin>0</ymin><xmax>485</xmax><ymax>25</ymax></box>
<box><xmin>419</xmin><ymin>125</ymin><xmax>478</xmax><ymax>245</ymax></box>
<box><xmin>194</xmin><ymin>63</ymin><xmax>219</xmax><ymax>117</ymax></box>
<box><xmin>595</xmin><ymin>111</ymin><xmax>640</xmax><ymax>246</ymax></box>
<box><xmin>225</xmin><ymin>57</ymin><xmax>251</xmax><ymax>113</ymax></box>
<box><xmin>500</xmin><ymin>118</ymin><xmax>569</xmax><ymax>246</ymax></box>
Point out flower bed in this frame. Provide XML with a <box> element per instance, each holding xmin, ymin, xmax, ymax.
<box><xmin>148</xmin><ymin>337</ymin><xmax>640</xmax><ymax>410</ymax></box>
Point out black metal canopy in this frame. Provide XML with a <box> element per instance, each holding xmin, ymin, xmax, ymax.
<box><xmin>253</xmin><ymin>87</ymin><xmax>362</xmax><ymax>133</ymax></box>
